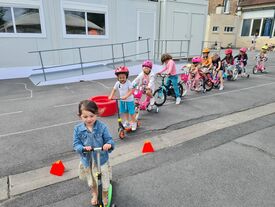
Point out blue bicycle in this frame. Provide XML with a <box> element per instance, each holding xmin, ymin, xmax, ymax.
<box><xmin>153</xmin><ymin>74</ymin><xmax>184</xmax><ymax>106</ymax></box>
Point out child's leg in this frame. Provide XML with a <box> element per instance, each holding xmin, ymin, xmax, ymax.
<box><xmin>120</xmin><ymin>100</ymin><xmax>129</xmax><ymax>125</ymax></box>
<box><xmin>219</xmin><ymin>70</ymin><xmax>224</xmax><ymax>87</ymax></box>
<box><xmin>101</xmin><ymin>162</ymin><xmax>111</xmax><ymax>206</ymax></box>
<box><xmin>170</xmin><ymin>75</ymin><xmax>180</xmax><ymax>98</ymax></box>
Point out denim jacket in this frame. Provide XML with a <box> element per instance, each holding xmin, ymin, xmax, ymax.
<box><xmin>73</xmin><ymin>120</ymin><xmax>115</xmax><ymax>167</ymax></box>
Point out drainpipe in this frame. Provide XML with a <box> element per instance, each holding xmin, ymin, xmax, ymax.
<box><xmin>270</xmin><ymin>9</ymin><xmax>275</xmax><ymax>38</ymax></box>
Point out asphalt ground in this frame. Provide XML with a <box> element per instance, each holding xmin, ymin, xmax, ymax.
<box><xmin>0</xmin><ymin>52</ymin><xmax>275</xmax><ymax>179</ymax></box>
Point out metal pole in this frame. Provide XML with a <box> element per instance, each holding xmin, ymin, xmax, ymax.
<box><xmin>38</xmin><ymin>51</ymin><xmax>47</xmax><ymax>81</ymax></box>
<box><xmin>165</xmin><ymin>40</ymin><xmax>167</xmax><ymax>53</ymax></box>
<box><xmin>160</xmin><ymin>40</ymin><xmax>163</xmax><ymax>60</ymax></box>
<box><xmin>180</xmin><ymin>40</ymin><xmax>183</xmax><ymax>58</ymax></box>
<box><xmin>187</xmin><ymin>40</ymin><xmax>190</xmax><ymax>61</ymax></box>
<box><xmin>147</xmin><ymin>38</ymin><xmax>150</xmax><ymax>60</ymax></box>
<box><xmin>121</xmin><ymin>43</ymin><xmax>126</xmax><ymax>66</ymax></box>
<box><xmin>78</xmin><ymin>48</ymin><xmax>84</xmax><ymax>75</ymax></box>
<box><xmin>153</xmin><ymin>40</ymin><xmax>156</xmax><ymax>63</ymax></box>
<box><xmin>111</xmin><ymin>44</ymin><xmax>115</xmax><ymax>69</ymax></box>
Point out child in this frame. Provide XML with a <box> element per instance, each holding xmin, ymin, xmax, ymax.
<box><xmin>212</xmin><ymin>53</ymin><xmax>224</xmax><ymax>90</ymax></box>
<box><xmin>73</xmin><ymin>100</ymin><xmax>115</xmax><ymax>206</ymax></box>
<box><xmin>157</xmin><ymin>53</ymin><xmax>181</xmax><ymax>105</ymax></box>
<box><xmin>201</xmin><ymin>48</ymin><xmax>212</xmax><ymax>70</ymax></box>
<box><xmin>189</xmin><ymin>56</ymin><xmax>203</xmax><ymax>91</ymax></box>
<box><xmin>109</xmin><ymin>66</ymin><xmax>137</xmax><ymax>130</ymax></box>
<box><xmin>132</xmin><ymin>60</ymin><xmax>158</xmax><ymax>111</ymax></box>
<box><xmin>222</xmin><ymin>49</ymin><xmax>234</xmax><ymax>76</ymax></box>
<box><xmin>256</xmin><ymin>45</ymin><xmax>268</xmax><ymax>70</ymax></box>
<box><xmin>234</xmin><ymin>48</ymin><xmax>249</xmax><ymax>77</ymax></box>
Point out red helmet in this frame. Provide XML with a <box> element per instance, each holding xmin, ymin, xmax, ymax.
<box><xmin>192</xmin><ymin>56</ymin><xmax>202</xmax><ymax>63</ymax></box>
<box><xmin>115</xmin><ymin>66</ymin><xmax>129</xmax><ymax>77</ymax></box>
<box><xmin>142</xmin><ymin>60</ymin><xmax>153</xmax><ymax>69</ymax></box>
<box><xmin>240</xmin><ymin>47</ymin><xmax>247</xmax><ymax>53</ymax></box>
<box><xmin>225</xmin><ymin>49</ymin><xmax>232</xmax><ymax>55</ymax></box>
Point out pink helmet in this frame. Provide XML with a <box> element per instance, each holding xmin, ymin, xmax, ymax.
<box><xmin>240</xmin><ymin>48</ymin><xmax>247</xmax><ymax>53</ymax></box>
<box><xmin>115</xmin><ymin>66</ymin><xmax>129</xmax><ymax>77</ymax></box>
<box><xmin>225</xmin><ymin>49</ymin><xmax>233</xmax><ymax>55</ymax></box>
<box><xmin>192</xmin><ymin>56</ymin><xmax>202</xmax><ymax>63</ymax></box>
<box><xmin>142</xmin><ymin>60</ymin><xmax>153</xmax><ymax>69</ymax></box>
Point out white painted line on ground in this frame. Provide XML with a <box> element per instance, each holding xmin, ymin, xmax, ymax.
<box><xmin>88</xmin><ymin>80</ymin><xmax>111</xmax><ymax>89</ymax></box>
<box><xmin>53</xmin><ymin>102</ymin><xmax>78</xmax><ymax>108</ymax></box>
<box><xmin>0</xmin><ymin>83</ymin><xmax>33</xmax><ymax>102</ymax></box>
<box><xmin>8</xmin><ymin>102</ymin><xmax>275</xmax><ymax>196</ymax></box>
<box><xmin>0</xmin><ymin>111</ymin><xmax>23</xmax><ymax>117</ymax></box>
<box><xmin>0</xmin><ymin>120</ymin><xmax>79</xmax><ymax>138</ymax></box>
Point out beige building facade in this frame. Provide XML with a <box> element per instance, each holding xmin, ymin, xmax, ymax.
<box><xmin>205</xmin><ymin>0</ymin><xmax>275</xmax><ymax>50</ymax></box>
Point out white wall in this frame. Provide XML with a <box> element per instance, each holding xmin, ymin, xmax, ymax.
<box><xmin>159</xmin><ymin>0</ymin><xmax>208</xmax><ymax>56</ymax></box>
<box><xmin>0</xmin><ymin>0</ymin><xmax>158</xmax><ymax>69</ymax></box>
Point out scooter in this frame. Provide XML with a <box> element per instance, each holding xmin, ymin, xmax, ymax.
<box><xmin>82</xmin><ymin>147</ymin><xmax>116</xmax><ymax>207</ymax></box>
<box><xmin>113</xmin><ymin>99</ymin><xmax>140</xmax><ymax>139</ymax></box>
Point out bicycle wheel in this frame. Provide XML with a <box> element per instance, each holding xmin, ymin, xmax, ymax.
<box><xmin>153</xmin><ymin>88</ymin><xmax>167</xmax><ymax>106</ymax></box>
<box><xmin>252</xmin><ymin>65</ymin><xmax>257</xmax><ymax>74</ymax></box>
<box><xmin>203</xmin><ymin>79</ymin><xmax>213</xmax><ymax>91</ymax></box>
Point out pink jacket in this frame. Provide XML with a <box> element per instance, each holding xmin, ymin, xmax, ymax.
<box><xmin>159</xmin><ymin>59</ymin><xmax>177</xmax><ymax>75</ymax></box>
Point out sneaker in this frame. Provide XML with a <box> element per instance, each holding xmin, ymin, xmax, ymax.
<box><xmin>123</xmin><ymin>121</ymin><xmax>130</xmax><ymax>128</ymax></box>
<box><xmin>147</xmin><ymin>105</ymin><xmax>152</xmax><ymax>111</ymax></box>
<box><xmin>131</xmin><ymin>122</ymin><xmax>137</xmax><ymax>131</ymax></box>
<box><xmin>175</xmin><ymin>97</ymin><xmax>181</xmax><ymax>105</ymax></box>
<box><xmin>219</xmin><ymin>85</ymin><xmax>224</xmax><ymax>91</ymax></box>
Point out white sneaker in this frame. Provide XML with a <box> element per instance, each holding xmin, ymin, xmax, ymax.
<box><xmin>147</xmin><ymin>105</ymin><xmax>152</xmax><ymax>111</ymax></box>
<box><xmin>131</xmin><ymin>122</ymin><xmax>137</xmax><ymax>131</ymax></box>
<box><xmin>219</xmin><ymin>86</ymin><xmax>224</xmax><ymax>91</ymax></box>
<box><xmin>123</xmin><ymin>121</ymin><xmax>130</xmax><ymax>128</ymax></box>
<box><xmin>175</xmin><ymin>97</ymin><xmax>181</xmax><ymax>105</ymax></box>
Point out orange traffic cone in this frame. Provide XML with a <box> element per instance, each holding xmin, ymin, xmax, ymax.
<box><xmin>142</xmin><ymin>141</ymin><xmax>155</xmax><ymax>153</ymax></box>
<box><xmin>50</xmin><ymin>160</ymin><xmax>65</xmax><ymax>176</ymax></box>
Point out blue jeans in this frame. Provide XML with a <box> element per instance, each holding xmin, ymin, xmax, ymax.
<box><xmin>166</xmin><ymin>75</ymin><xmax>180</xmax><ymax>98</ymax></box>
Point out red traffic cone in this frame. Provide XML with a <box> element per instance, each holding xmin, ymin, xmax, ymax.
<box><xmin>50</xmin><ymin>160</ymin><xmax>65</xmax><ymax>176</ymax></box>
<box><xmin>142</xmin><ymin>141</ymin><xmax>155</xmax><ymax>153</ymax></box>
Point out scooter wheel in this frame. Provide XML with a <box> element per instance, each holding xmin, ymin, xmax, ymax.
<box><xmin>118</xmin><ymin>129</ymin><xmax>125</xmax><ymax>139</ymax></box>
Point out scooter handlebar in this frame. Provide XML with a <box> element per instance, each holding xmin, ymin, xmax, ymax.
<box><xmin>82</xmin><ymin>146</ymin><xmax>113</xmax><ymax>153</ymax></box>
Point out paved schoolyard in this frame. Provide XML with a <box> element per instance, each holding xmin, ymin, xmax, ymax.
<box><xmin>0</xmin><ymin>50</ymin><xmax>274</xmax><ymax>180</ymax></box>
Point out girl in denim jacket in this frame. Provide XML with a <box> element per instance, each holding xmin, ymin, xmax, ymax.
<box><xmin>73</xmin><ymin>100</ymin><xmax>115</xmax><ymax>206</ymax></box>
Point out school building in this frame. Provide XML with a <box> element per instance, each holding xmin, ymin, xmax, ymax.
<box><xmin>0</xmin><ymin>0</ymin><xmax>208</xmax><ymax>79</ymax></box>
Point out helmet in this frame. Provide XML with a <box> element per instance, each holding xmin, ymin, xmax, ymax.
<box><xmin>261</xmin><ymin>45</ymin><xmax>268</xmax><ymax>50</ymax></box>
<box><xmin>202</xmin><ymin>48</ymin><xmax>210</xmax><ymax>53</ymax></box>
<box><xmin>225</xmin><ymin>49</ymin><xmax>233</xmax><ymax>55</ymax></box>
<box><xmin>142</xmin><ymin>60</ymin><xmax>153</xmax><ymax>69</ymax></box>
<box><xmin>192</xmin><ymin>56</ymin><xmax>202</xmax><ymax>63</ymax></box>
<box><xmin>240</xmin><ymin>47</ymin><xmax>247</xmax><ymax>53</ymax></box>
<box><xmin>115</xmin><ymin>66</ymin><xmax>129</xmax><ymax>78</ymax></box>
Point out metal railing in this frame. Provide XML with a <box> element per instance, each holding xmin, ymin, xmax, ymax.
<box><xmin>201</xmin><ymin>41</ymin><xmax>222</xmax><ymax>54</ymax></box>
<box><xmin>153</xmin><ymin>39</ymin><xmax>190</xmax><ymax>62</ymax></box>
<box><xmin>29</xmin><ymin>39</ymin><xmax>150</xmax><ymax>81</ymax></box>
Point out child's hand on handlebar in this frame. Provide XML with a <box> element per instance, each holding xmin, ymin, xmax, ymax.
<box><xmin>103</xmin><ymin>144</ymin><xmax>112</xmax><ymax>151</ymax></box>
<box><xmin>121</xmin><ymin>96</ymin><xmax>127</xmax><ymax>100</ymax></box>
<box><xmin>108</xmin><ymin>96</ymin><xmax>112</xmax><ymax>100</ymax></box>
<box><xmin>83</xmin><ymin>146</ymin><xmax>92</xmax><ymax>151</ymax></box>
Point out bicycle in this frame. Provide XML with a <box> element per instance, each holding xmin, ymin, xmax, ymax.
<box><xmin>153</xmin><ymin>74</ymin><xmax>184</xmax><ymax>106</ymax></box>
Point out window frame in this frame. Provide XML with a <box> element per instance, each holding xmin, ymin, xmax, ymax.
<box><xmin>61</xmin><ymin>0</ymin><xmax>109</xmax><ymax>39</ymax></box>
<box><xmin>212</xmin><ymin>26</ymin><xmax>219</xmax><ymax>33</ymax></box>
<box><xmin>224</xmin><ymin>26</ymin><xmax>234</xmax><ymax>33</ymax></box>
<box><xmin>0</xmin><ymin>0</ymin><xmax>46</xmax><ymax>38</ymax></box>
<box><xmin>240</xmin><ymin>18</ymin><xmax>252</xmax><ymax>36</ymax></box>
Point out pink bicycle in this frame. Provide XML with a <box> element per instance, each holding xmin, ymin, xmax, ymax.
<box><xmin>133</xmin><ymin>86</ymin><xmax>159</xmax><ymax>121</ymax></box>
<box><xmin>253</xmin><ymin>56</ymin><xmax>267</xmax><ymax>74</ymax></box>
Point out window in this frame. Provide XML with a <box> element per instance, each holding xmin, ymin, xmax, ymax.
<box><xmin>212</xmin><ymin>26</ymin><xmax>219</xmax><ymax>32</ymax></box>
<box><xmin>224</xmin><ymin>0</ymin><xmax>230</xmax><ymax>14</ymax></box>
<box><xmin>0</xmin><ymin>6</ymin><xmax>42</xmax><ymax>34</ymax></box>
<box><xmin>251</xmin><ymin>19</ymin><xmax>261</xmax><ymax>36</ymax></box>
<box><xmin>261</xmin><ymin>18</ymin><xmax>273</xmax><ymax>36</ymax></box>
<box><xmin>241</xmin><ymin>19</ymin><xmax>251</xmax><ymax>36</ymax></box>
<box><xmin>224</xmin><ymin>26</ymin><xmax>234</xmax><ymax>32</ymax></box>
<box><xmin>64</xmin><ymin>9</ymin><xmax>106</xmax><ymax>36</ymax></box>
